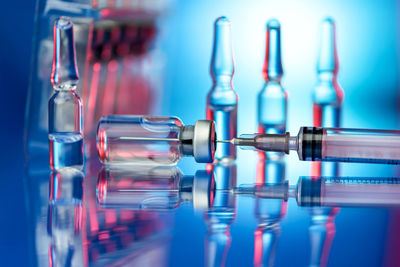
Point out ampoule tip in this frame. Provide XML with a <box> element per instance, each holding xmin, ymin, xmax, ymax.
<box><xmin>215</xmin><ymin>16</ymin><xmax>231</xmax><ymax>25</ymax></box>
<box><xmin>51</xmin><ymin>16</ymin><xmax>79</xmax><ymax>89</ymax></box>
<box><xmin>267</xmin><ymin>18</ymin><xmax>280</xmax><ymax>29</ymax></box>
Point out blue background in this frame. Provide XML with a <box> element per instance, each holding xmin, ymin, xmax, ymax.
<box><xmin>1</xmin><ymin>0</ymin><xmax>400</xmax><ymax>266</ymax></box>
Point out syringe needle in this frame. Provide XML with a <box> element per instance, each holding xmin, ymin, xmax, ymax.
<box><xmin>216</xmin><ymin>140</ymin><xmax>233</xmax><ymax>143</ymax></box>
<box><xmin>216</xmin><ymin>137</ymin><xmax>256</xmax><ymax>147</ymax></box>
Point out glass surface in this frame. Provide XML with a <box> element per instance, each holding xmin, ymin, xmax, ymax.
<box><xmin>258</xmin><ymin>19</ymin><xmax>287</xmax><ymax>136</ymax></box>
<box><xmin>96</xmin><ymin>115</ymin><xmax>183</xmax><ymax>166</ymax></box>
<box><xmin>207</xmin><ymin>16</ymin><xmax>238</xmax><ymax>161</ymax></box>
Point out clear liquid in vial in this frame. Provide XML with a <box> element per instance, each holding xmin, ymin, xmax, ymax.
<box><xmin>49</xmin><ymin>133</ymin><xmax>83</xmax><ymax>170</ymax></box>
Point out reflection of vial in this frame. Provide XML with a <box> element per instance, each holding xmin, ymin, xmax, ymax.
<box><xmin>258</xmin><ymin>19</ymin><xmax>287</xmax><ymax>136</ymax></box>
<box><xmin>206</xmin><ymin>17</ymin><xmax>238</xmax><ymax>162</ymax></box>
<box><xmin>97</xmin><ymin>115</ymin><xmax>216</xmax><ymax>165</ymax></box>
<box><xmin>96</xmin><ymin>166</ymin><xmax>214</xmax><ymax>210</ymax></box>
<box><xmin>49</xmin><ymin>17</ymin><xmax>83</xmax><ymax>170</ymax></box>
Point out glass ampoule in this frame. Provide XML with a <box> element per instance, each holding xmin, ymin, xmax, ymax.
<box><xmin>206</xmin><ymin>16</ymin><xmax>238</xmax><ymax>162</ymax></box>
<box><xmin>49</xmin><ymin>17</ymin><xmax>83</xmax><ymax>170</ymax></box>
<box><xmin>96</xmin><ymin>115</ymin><xmax>216</xmax><ymax>165</ymax></box>
<box><xmin>258</xmin><ymin>19</ymin><xmax>287</xmax><ymax>136</ymax></box>
<box><xmin>312</xmin><ymin>18</ymin><xmax>343</xmax><ymax>128</ymax></box>
<box><xmin>311</xmin><ymin>17</ymin><xmax>344</xmax><ymax>177</ymax></box>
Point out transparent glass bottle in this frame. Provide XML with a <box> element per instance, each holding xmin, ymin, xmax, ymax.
<box><xmin>206</xmin><ymin>16</ymin><xmax>238</xmax><ymax>162</ymax></box>
<box><xmin>258</xmin><ymin>19</ymin><xmax>287</xmax><ymax>135</ymax></box>
<box><xmin>48</xmin><ymin>17</ymin><xmax>83</xmax><ymax>170</ymax></box>
<box><xmin>96</xmin><ymin>115</ymin><xmax>216</xmax><ymax>165</ymax></box>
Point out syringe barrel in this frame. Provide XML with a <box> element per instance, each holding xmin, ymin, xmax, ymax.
<box><xmin>298</xmin><ymin>127</ymin><xmax>400</xmax><ymax>164</ymax></box>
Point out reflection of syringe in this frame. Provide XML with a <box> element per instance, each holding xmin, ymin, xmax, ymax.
<box><xmin>218</xmin><ymin>127</ymin><xmax>400</xmax><ymax>164</ymax></box>
<box><xmin>233</xmin><ymin>176</ymin><xmax>400</xmax><ymax>208</ymax></box>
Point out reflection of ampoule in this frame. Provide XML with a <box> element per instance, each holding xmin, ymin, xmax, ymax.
<box><xmin>49</xmin><ymin>17</ymin><xmax>83</xmax><ymax>170</ymax></box>
<box><xmin>96</xmin><ymin>166</ymin><xmax>214</xmax><ymax>210</ymax></box>
<box><xmin>258</xmin><ymin>19</ymin><xmax>287</xmax><ymax>138</ymax></box>
<box><xmin>204</xmin><ymin>162</ymin><xmax>237</xmax><ymax>267</ymax></box>
<box><xmin>254</xmin><ymin>156</ymin><xmax>286</xmax><ymax>267</ymax></box>
<box><xmin>206</xmin><ymin>17</ymin><xmax>238</xmax><ymax>162</ymax></box>
<box><xmin>47</xmin><ymin>168</ymin><xmax>84</xmax><ymax>267</ymax></box>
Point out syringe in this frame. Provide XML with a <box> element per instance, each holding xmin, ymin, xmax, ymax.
<box><xmin>218</xmin><ymin>127</ymin><xmax>400</xmax><ymax>164</ymax></box>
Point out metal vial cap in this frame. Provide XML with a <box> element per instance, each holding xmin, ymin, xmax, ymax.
<box><xmin>193</xmin><ymin>120</ymin><xmax>216</xmax><ymax>163</ymax></box>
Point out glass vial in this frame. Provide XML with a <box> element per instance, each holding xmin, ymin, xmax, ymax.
<box><xmin>207</xmin><ymin>16</ymin><xmax>238</xmax><ymax>162</ymax></box>
<box><xmin>258</xmin><ymin>19</ymin><xmax>287</xmax><ymax>135</ymax></box>
<box><xmin>96</xmin><ymin>115</ymin><xmax>216</xmax><ymax>165</ymax></box>
<box><xmin>49</xmin><ymin>17</ymin><xmax>83</xmax><ymax>170</ymax></box>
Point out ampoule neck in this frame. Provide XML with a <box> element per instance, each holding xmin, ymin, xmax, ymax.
<box><xmin>53</xmin><ymin>85</ymin><xmax>77</xmax><ymax>91</ymax></box>
<box><xmin>263</xmin><ymin>19</ymin><xmax>283</xmax><ymax>82</ymax></box>
<box><xmin>317</xmin><ymin>71</ymin><xmax>336</xmax><ymax>83</ymax></box>
<box><xmin>210</xmin><ymin>16</ymin><xmax>234</xmax><ymax>88</ymax></box>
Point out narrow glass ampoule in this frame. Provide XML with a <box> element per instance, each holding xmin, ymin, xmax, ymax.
<box><xmin>49</xmin><ymin>17</ymin><xmax>83</xmax><ymax>170</ymax></box>
<box><xmin>206</xmin><ymin>16</ymin><xmax>238</xmax><ymax>162</ymax></box>
<box><xmin>258</xmin><ymin>19</ymin><xmax>287</xmax><ymax>136</ymax></box>
<box><xmin>312</xmin><ymin>18</ymin><xmax>343</xmax><ymax>129</ymax></box>
<box><xmin>312</xmin><ymin>17</ymin><xmax>343</xmax><ymax>177</ymax></box>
